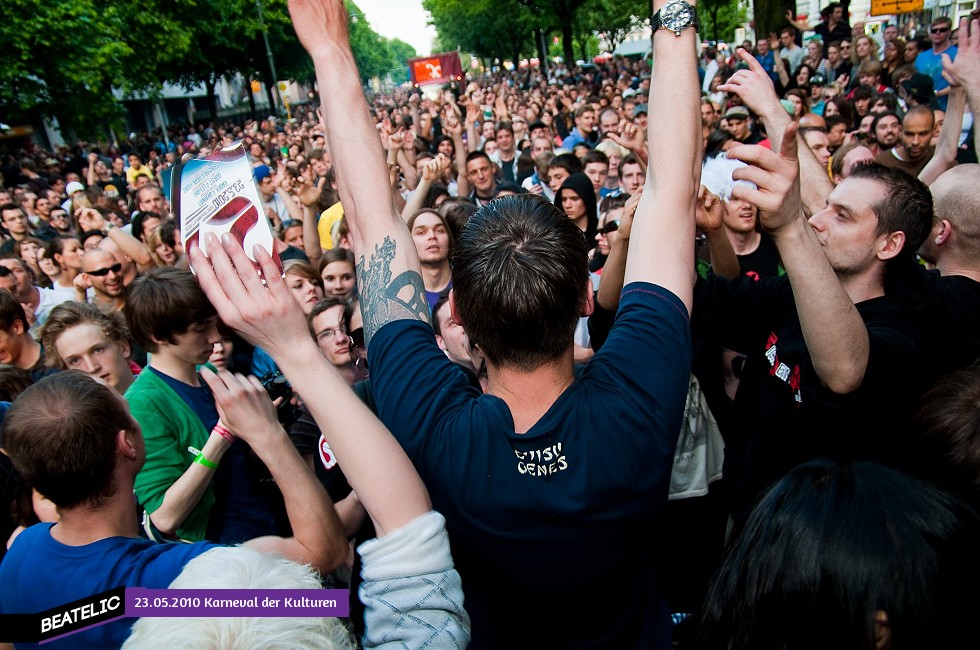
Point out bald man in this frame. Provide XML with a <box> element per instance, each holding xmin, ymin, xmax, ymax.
<box><xmin>906</xmin><ymin>164</ymin><xmax>980</xmax><ymax>382</ymax></box>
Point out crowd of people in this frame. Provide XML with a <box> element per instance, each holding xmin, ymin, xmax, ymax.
<box><xmin>0</xmin><ymin>0</ymin><xmax>979</xmax><ymax>648</ymax></box>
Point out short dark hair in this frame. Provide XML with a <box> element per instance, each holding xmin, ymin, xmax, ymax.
<box><xmin>452</xmin><ymin>194</ymin><xmax>589</xmax><ymax>370</ymax></box>
<box><xmin>870</xmin><ymin>111</ymin><xmax>900</xmax><ymax>135</ymax></box>
<box><xmin>700</xmin><ymin>458</ymin><xmax>980</xmax><ymax>649</ymax></box>
<box><xmin>825</xmin><ymin>115</ymin><xmax>849</xmax><ymax>132</ymax></box>
<box><xmin>125</xmin><ymin>267</ymin><xmax>216</xmax><ymax>352</ymax></box>
<box><xmin>0</xmin><ymin>289</ymin><xmax>27</xmax><ymax>332</ymax></box>
<box><xmin>131</xmin><ymin>209</ymin><xmax>163</xmax><ymax>242</ymax></box>
<box><xmin>2</xmin><ymin>371</ymin><xmax>137</xmax><ymax>509</ymax></box>
<box><xmin>0</xmin><ymin>363</ymin><xmax>32</xmax><ymax>402</ymax></box>
<box><xmin>494</xmin><ymin>120</ymin><xmax>514</xmax><ymax>136</ymax></box>
<box><xmin>618</xmin><ymin>153</ymin><xmax>642</xmax><ymax>179</ymax></box>
<box><xmin>465</xmin><ymin>150</ymin><xmax>492</xmax><ymax>167</ymax></box>
<box><xmin>914</xmin><ymin>367</ymin><xmax>980</xmax><ymax>503</ymax></box>
<box><xmin>851</xmin><ymin>85</ymin><xmax>877</xmax><ymax>102</ymax></box>
<box><xmin>582</xmin><ymin>150</ymin><xmax>609</xmax><ymax>167</ymax></box>
<box><xmin>547</xmin><ymin>153</ymin><xmax>583</xmax><ymax>176</ymax></box>
<box><xmin>439</xmin><ymin>197</ymin><xmax>479</xmax><ymax>241</ymax></box>
<box><xmin>307</xmin><ymin>295</ymin><xmax>354</xmax><ymax>341</ymax></box>
<box><xmin>848</xmin><ymin>161</ymin><xmax>933</xmax><ymax>259</ymax></box>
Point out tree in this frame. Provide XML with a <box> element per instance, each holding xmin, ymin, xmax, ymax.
<box><xmin>0</xmin><ymin>0</ymin><xmax>195</xmax><ymax>139</ymax></box>
<box><xmin>386</xmin><ymin>39</ymin><xmax>417</xmax><ymax>85</ymax></box>
<box><xmin>518</xmin><ymin>0</ymin><xmax>588</xmax><ymax>65</ymax></box>
<box><xmin>584</xmin><ymin>0</ymin><xmax>650</xmax><ymax>53</ymax></box>
<box><xmin>699</xmin><ymin>0</ymin><xmax>749</xmax><ymax>43</ymax></box>
<box><xmin>754</xmin><ymin>0</ymin><xmax>796</xmax><ymax>43</ymax></box>
<box><xmin>424</xmin><ymin>0</ymin><xmax>536</xmax><ymax>66</ymax></box>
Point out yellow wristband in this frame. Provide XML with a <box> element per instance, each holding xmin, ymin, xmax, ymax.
<box><xmin>194</xmin><ymin>452</ymin><xmax>218</xmax><ymax>470</ymax></box>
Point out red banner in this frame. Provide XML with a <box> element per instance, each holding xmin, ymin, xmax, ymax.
<box><xmin>408</xmin><ymin>52</ymin><xmax>464</xmax><ymax>87</ymax></box>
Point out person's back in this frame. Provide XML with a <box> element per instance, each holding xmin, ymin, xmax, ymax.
<box><xmin>292</xmin><ymin>0</ymin><xmax>700</xmax><ymax>644</ymax></box>
<box><xmin>369</xmin><ymin>196</ymin><xmax>691</xmax><ymax>646</ymax></box>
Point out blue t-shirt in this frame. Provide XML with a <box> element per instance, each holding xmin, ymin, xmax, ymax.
<box><xmin>0</xmin><ymin>523</ymin><xmax>218</xmax><ymax>649</ymax></box>
<box><xmin>368</xmin><ymin>282</ymin><xmax>691</xmax><ymax>648</ymax></box>
<box><xmin>917</xmin><ymin>46</ymin><xmax>957</xmax><ymax>110</ymax></box>
<box><xmin>146</xmin><ymin>367</ymin><xmax>277</xmax><ymax>544</ymax></box>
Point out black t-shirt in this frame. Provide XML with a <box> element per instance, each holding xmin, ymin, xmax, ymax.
<box><xmin>737</xmin><ymin>232</ymin><xmax>782</xmax><ymax>281</ymax></box>
<box><xmin>896</xmin><ymin>265</ymin><xmax>980</xmax><ymax>382</ymax></box>
<box><xmin>693</xmin><ymin>275</ymin><xmax>927</xmax><ymax>525</ymax></box>
<box><xmin>99</xmin><ymin>175</ymin><xmax>128</xmax><ymax>199</ymax></box>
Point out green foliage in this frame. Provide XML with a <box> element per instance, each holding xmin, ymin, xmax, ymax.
<box><xmin>0</xmin><ymin>0</ymin><xmax>136</xmax><ymax>137</ymax></box>
<box><xmin>425</xmin><ymin>0</ymin><xmax>536</xmax><ymax>64</ymax></box>
<box><xmin>582</xmin><ymin>0</ymin><xmax>649</xmax><ymax>52</ymax></box>
<box><xmin>0</xmin><ymin>0</ymin><xmax>411</xmax><ymax>137</ymax></box>
<box><xmin>699</xmin><ymin>0</ymin><xmax>749</xmax><ymax>43</ymax></box>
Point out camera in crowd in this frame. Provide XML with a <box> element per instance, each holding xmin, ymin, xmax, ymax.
<box><xmin>258</xmin><ymin>370</ymin><xmax>301</xmax><ymax>428</ymax></box>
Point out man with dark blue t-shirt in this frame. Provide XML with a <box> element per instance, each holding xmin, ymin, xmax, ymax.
<box><xmin>0</xmin><ymin>371</ymin><xmax>344</xmax><ymax>649</ymax></box>
<box><xmin>294</xmin><ymin>0</ymin><xmax>701</xmax><ymax>646</ymax></box>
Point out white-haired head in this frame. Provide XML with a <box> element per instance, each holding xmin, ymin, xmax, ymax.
<box><xmin>701</xmin><ymin>155</ymin><xmax>757</xmax><ymax>202</ymax></box>
<box><xmin>123</xmin><ymin>547</ymin><xmax>354</xmax><ymax>650</ymax></box>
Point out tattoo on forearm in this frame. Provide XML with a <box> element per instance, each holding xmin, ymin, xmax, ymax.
<box><xmin>357</xmin><ymin>237</ymin><xmax>430</xmax><ymax>347</ymax></box>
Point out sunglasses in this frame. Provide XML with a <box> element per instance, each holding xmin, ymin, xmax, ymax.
<box><xmin>597</xmin><ymin>220</ymin><xmax>620</xmax><ymax>235</ymax></box>
<box><xmin>349</xmin><ymin>326</ymin><xmax>365</xmax><ymax>349</ymax></box>
<box><xmin>86</xmin><ymin>262</ymin><xmax>122</xmax><ymax>277</ymax></box>
<box><xmin>931</xmin><ymin>27</ymin><xmax>950</xmax><ymax>34</ymax></box>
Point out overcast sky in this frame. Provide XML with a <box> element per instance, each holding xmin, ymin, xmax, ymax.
<box><xmin>353</xmin><ymin>0</ymin><xmax>439</xmax><ymax>57</ymax></box>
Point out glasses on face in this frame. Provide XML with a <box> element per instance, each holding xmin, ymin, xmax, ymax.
<box><xmin>931</xmin><ymin>26</ymin><xmax>950</xmax><ymax>34</ymax></box>
<box><xmin>50</xmin><ymin>212</ymin><xmax>68</xmax><ymax>221</ymax></box>
<box><xmin>0</xmin><ymin>266</ymin><xmax>11</xmax><ymax>278</ymax></box>
<box><xmin>86</xmin><ymin>263</ymin><xmax>122</xmax><ymax>277</ymax></box>
<box><xmin>597</xmin><ymin>220</ymin><xmax>620</xmax><ymax>235</ymax></box>
<box><xmin>315</xmin><ymin>325</ymin><xmax>348</xmax><ymax>343</ymax></box>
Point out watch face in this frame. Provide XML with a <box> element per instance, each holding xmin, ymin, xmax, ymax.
<box><xmin>662</xmin><ymin>2</ymin><xmax>694</xmax><ymax>31</ymax></box>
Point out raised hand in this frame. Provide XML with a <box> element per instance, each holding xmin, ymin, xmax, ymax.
<box><xmin>200</xmin><ymin>367</ymin><xmax>281</xmax><ymax>443</ymax></box>
<box><xmin>190</xmin><ymin>233</ymin><xmax>308</xmax><ymax>356</ymax></box>
<box><xmin>942</xmin><ymin>17</ymin><xmax>980</xmax><ymax>88</ymax></box>
<box><xmin>76</xmin><ymin>206</ymin><xmax>108</xmax><ymax>232</ymax></box>
<box><xmin>287</xmin><ymin>0</ymin><xmax>349</xmax><ymax>57</ymax></box>
<box><xmin>718</xmin><ymin>48</ymin><xmax>782</xmax><ymax>119</ymax></box>
<box><xmin>618</xmin><ymin>187</ymin><xmax>641</xmax><ymax>240</ymax></box>
<box><xmin>728</xmin><ymin>122</ymin><xmax>802</xmax><ymax>236</ymax></box>
<box><xmin>694</xmin><ymin>186</ymin><xmax>724</xmax><ymax>234</ymax></box>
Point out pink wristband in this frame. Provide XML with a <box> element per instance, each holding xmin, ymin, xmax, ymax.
<box><xmin>212</xmin><ymin>423</ymin><xmax>235</xmax><ymax>443</ymax></box>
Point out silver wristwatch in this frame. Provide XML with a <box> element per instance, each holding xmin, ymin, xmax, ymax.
<box><xmin>653</xmin><ymin>0</ymin><xmax>699</xmax><ymax>37</ymax></box>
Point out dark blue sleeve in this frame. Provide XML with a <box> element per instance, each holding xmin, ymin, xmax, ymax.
<box><xmin>368</xmin><ymin>321</ymin><xmax>480</xmax><ymax>457</ymax></box>
<box><xmin>583</xmin><ymin>283</ymin><xmax>692</xmax><ymax>438</ymax></box>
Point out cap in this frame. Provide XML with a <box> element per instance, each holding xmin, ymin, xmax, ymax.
<box><xmin>253</xmin><ymin>164</ymin><xmax>272</xmax><ymax>182</ymax></box>
<box><xmin>527</xmin><ymin>120</ymin><xmax>547</xmax><ymax>133</ymax></box>
<box><xmin>622</xmin><ymin>88</ymin><xmax>637</xmax><ymax>98</ymax></box>
<box><xmin>724</xmin><ymin>106</ymin><xmax>750</xmax><ymax>120</ymax></box>
<box><xmin>65</xmin><ymin>181</ymin><xmax>85</xmax><ymax>196</ymax></box>
<box><xmin>633</xmin><ymin>103</ymin><xmax>648</xmax><ymax>117</ymax></box>
<box><xmin>809</xmin><ymin>74</ymin><xmax>826</xmax><ymax>86</ymax></box>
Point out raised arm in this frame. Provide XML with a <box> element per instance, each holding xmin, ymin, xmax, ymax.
<box><xmin>623</xmin><ymin>0</ymin><xmax>701</xmax><ymax>313</ymax></box>
<box><xmin>719</xmin><ymin>48</ymin><xmax>833</xmax><ymax>215</ymax></box>
<box><xmin>919</xmin><ymin>85</ymin><xmax>966</xmax><ymax>186</ymax></box>
<box><xmin>942</xmin><ymin>16</ymin><xmax>980</xmax><ymax>168</ymax></box>
<box><xmin>191</xmin><ymin>234</ymin><xmax>432</xmax><ymax>539</ymax></box>
<box><xmin>401</xmin><ymin>155</ymin><xmax>449</xmax><ymax>221</ymax></box>
<box><xmin>290</xmin><ymin>0</ymin><xmax>429</xmax><ymax>348</ymax></box>
<box><xmin>201</xmin><ymin>365</ymin><xmax>346</xmax><ymax>573</ymax></box>
<box><xmin>76</xmin><ymin>207</ymin><xmax>153</xmax><ymax>267</ymax></box>
<box><xmin>729</xmin><ymin>126</ymin><xmax>870</xmax><ymax>394</ymax></box>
